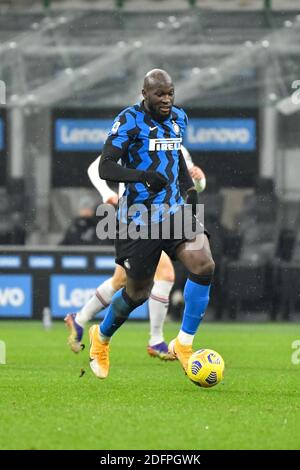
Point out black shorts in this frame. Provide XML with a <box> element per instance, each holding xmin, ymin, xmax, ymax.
<box><xmin>115</xmin><ymin>206</ymin><xmax>209</xmax><ymax>280</ymax></box>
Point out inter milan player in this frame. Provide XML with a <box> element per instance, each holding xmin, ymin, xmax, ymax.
<box><xmin>64</xmin><ymin>146</ymin><xmax>206</xmax><ymax>360</ymax></box>
<box><xmin>88</xmin><ymin>69</ymin><xmax>215</xmax><ymax>379</ymax></box>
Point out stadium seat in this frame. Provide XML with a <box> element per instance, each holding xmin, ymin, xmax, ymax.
<box><xmin>222</xmin><ymin>258</ymin><xmax>267</xmax><ymax>320</ymax></box>
<box><xmin>272</xmin><ymin>233</ymin><xmax>300</xmax><ymax>320</ymax></box>
<box><xmin>269</xmin><ymin>200</ymin><xmax>300</xmax><ymax>319</ymax></box>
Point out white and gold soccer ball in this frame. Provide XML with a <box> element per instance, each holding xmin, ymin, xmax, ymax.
<box><xmin>187</xmin><ymin>349</ymin><xmax>225</xmax><ymax>388</ymax></box>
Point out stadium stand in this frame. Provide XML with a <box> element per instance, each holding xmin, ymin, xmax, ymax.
<box><xmin>1</xmin><ymin>1</ymin><xmax>300</xmax><ymax>320</ymax></box>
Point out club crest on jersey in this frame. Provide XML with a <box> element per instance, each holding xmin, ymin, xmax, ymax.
<box><xmin>172</xmin><ymin>121</ymin><xmax>180</xmax><ymax>135</ymax></box>
<box><xmin>149</xmin><ymin>137</ymin><xmax>182</xmax><ymax>151</ymax></box>
<box><xmin>111</xmin><ymin>121</ymin><xmax>120</xmax><ymax>135</ymax></box>
<box><xmin>123</xmin><ymin>258</ymin><xmax>131</xmax><ymax>270</ymax></box>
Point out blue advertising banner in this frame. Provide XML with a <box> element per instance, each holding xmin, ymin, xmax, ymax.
<box><xmin>184</xmin><ymin>118</ymin><xmax>256</xmax><ymax>151</ymax></box>
<box><xmin>55</xmin><ymin>119</ymin><xmax>112</xmax><ymax>152</ymax></box>
<box><xmin>184</xmin><ymin>108</ymin><xmax>259</xmax><ymax>187</ymax></box>
<box><xmin>52</xmin><ymin>108</ymin><xmax>259</xmax><ymax>188</ymax></box>
<box><xmin>0</xmin><ymin>275</ymin><xmax>32</xmax><ymax>317</ymax></box>
<box><xmin>61</xmin><ymin>256</ymin><xmax>88</xmax><ymax>269</ymax></box>
<box><xmin>94</xmin><ymin>256</ymin><xmax>115</xmax><ymax>270</ymax></box>
<box><xmin>52</xmin><ymin>109</ymin><xmax>115</xmax><ymax>187</ymax></box>
<box><xmin>50</xmin><ymin>275</ymin><xmax>148</xmax><ymax>320</ymax></box>
<box><xmin>0</xmin><ymin>256</ymin><xmax>22</xmax><ymax>268</ymax></box>
<box><xmin>28</xmin><ymin>256</ymin><xmax>55</xmax><ymax>269</ymax></box>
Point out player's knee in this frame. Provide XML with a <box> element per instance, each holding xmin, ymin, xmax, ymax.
<box><xmin>126</xmin><ymin>285</ymin><xmax>151</xmax><ymax>305</ymax></box>
<box><xmin>190</xmin><ymin>256</ymin><xmax>215</xmax><ymax>279</ymax></box>
<box><xmin>112</xmin><ymin>278</ymin><xmax>126</xmax><ymax>291</ymax></box>
<box><xmin>202</xmin><ymin>258</ymin><xmax>215</xmax><ymax>277</ymax></box>
<box><xmin>112</xmin><ymin>272</ymin><xmax>126</xmax><ymax>291</ymax></box>
<box><xmin>155</xmin><ymin>254</ymin><xmax>175</xmax><ymax>282</ymax></box>
<box><xmin>155</xmin><ymin>267</ymin><xmax>175</xmax><ymax>283</ymax></box>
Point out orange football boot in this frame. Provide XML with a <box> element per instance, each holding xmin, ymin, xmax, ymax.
<box><xmin>89</xmin><ymin>325</ymin><xmax>110</xmax><ymax>379</ymax></box>
<box><xmin>168</xmin><ymin>337</ymin><xmax>193</xmax><ymax>372</ymax></box>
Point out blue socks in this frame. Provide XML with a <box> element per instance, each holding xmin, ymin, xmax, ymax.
<box><xmin>100</xmin><ymin>275</ymin><xmax>211</xmax><ymax>339</ymax></box>
<box><xmin>100</xmin><ymin>288</ymin><xmax>145</xmax><ymax>338</ymax></box>
<box><xmin>180</xmin><ymin>276</ymin><xmax>211</xmax><ymax>335</ymax></box>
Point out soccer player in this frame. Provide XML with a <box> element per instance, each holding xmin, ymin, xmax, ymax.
<box><xmin>65</xmin><ymin>148</ymin><xmax>206</xmax><ymax>360</ymax></box>
<box><xmin>89</xmin><ymin>69</ymin><xmax>215</xmax><ymax>379</ymax></box>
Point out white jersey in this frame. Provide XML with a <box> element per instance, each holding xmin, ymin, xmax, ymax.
<box><xmin>87</xmin><ymin>155</ymin><xmax>124</xmax><ymax>201</ymax></box>
<box><xmin>87</xmin><ymin>145</ymin><xmax>202</xmax><ymax>203</ymax></box>
<box><xmin>181</xmin><ymin>145</ymin><xmax>193</xmax><ymax>171</ymax></box>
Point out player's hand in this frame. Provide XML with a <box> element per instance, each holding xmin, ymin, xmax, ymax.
<box><xmin>189</xmin><ymin>166</ymin><xmax>206</xmax><ymax>193</ymax></box>
<box><xmin>141</xmin><ymin>171</ymin><xmax>168</xmax><ymax>192</ymax></box>
<box><xmin>189</xmin><ymin>166</ymin><xmax>204</xmax><ymax>180</ymax></box>
<box><xmin>104</xmin><ymin>194</ymin><xmax>119</xmax><ymax>206</ymax></box>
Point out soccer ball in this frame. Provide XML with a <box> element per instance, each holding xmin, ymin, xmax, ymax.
<box><xmin>187</xmin><ymin>349</ymin><xmax>225</xmax><ymax>388</ymax></box>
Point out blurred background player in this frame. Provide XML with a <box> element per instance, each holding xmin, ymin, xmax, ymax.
<box><xmin>59</xmin><ymin>195</ymin><xmax>98</xmax><ymax>245</ymax></box>
<box><xmin>65</xmin><ymin>146</ymin><xmax>206</xmax><ymax>359</ymax></box>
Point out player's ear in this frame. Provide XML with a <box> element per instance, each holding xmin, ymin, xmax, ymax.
<box><xmin>142</xmin><ymin>88</ymin><xmax>146</xmax><ymax>99</ymax></box>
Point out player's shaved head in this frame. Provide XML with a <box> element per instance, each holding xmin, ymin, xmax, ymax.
<box><xmin>143</xmin><ymin>69</ymin><xmax>173</xmax><ymax>90</ymax></box>
<box><xmin>142</xmin><ymin>69</ymin><xmax>175</xmax><ymax>121</ymax></box>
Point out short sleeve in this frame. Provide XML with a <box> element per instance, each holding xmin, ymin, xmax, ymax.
<box><xmin>101</xmin><ymin>110</ymin><xmax>137</xmax><ymax>161</ymax></box>
<box><xmin>107</xmin><ymin>111</ymin><xmax>137</xmax><ymax>150</ymax></box>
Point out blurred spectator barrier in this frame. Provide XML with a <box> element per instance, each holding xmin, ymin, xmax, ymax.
<box><xmin>0</xmin><ymin>246</ymin><xmax>148</xmax><ymax>320</ymax></box>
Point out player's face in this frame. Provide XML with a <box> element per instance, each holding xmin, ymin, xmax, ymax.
<box><xmin>143</xmin><ymin>82</ymin><xmax>175</xmax><ymax>121</ymax></box>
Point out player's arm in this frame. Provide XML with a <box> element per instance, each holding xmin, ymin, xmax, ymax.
<box><xmin>178</xmin><ymin>149</ymin><xmax>195</xmax><ymax>194</ymax></box>
<box><xmin>178</xmin><ymin>114</ymin><xmax>199</xmax><ymax>209</ymax></box>
<box><xmin>99</xmin><ymin>113</ymin><xmax>167</xmax><ymax>192</ymax></box>
<box><xmin>87</xmin><ymin>155</ymin><xmax>118</xmax><ymax>205</ymax></box>
<box><xmin>178</xmin><ymin>150</ymin><xmax>198</xmax><ymax>211</ymax></box>
<box><xmin>181</xmin><ymin>145</ymin><xmax>206</xmax><ymax>193</ymax></box>
<box><xmin>100</xmin><ymin>149</ymin><xmax>167</xmax><ymax>192</ymax></box>
<box><xmin>181</xmin><ymin>144</ymin><xmax>194</xmax><ymax>171</ymax></box>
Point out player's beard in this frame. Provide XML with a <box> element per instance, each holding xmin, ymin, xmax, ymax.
<box><xmin>148</xmin><ymin>102</ymin><xmax>172</xmax><ymax>122</ymax></box>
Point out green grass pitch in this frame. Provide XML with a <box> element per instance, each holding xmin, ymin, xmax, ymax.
<box><xmin>0</xmin><ymin>321</ymin><xmax>300</xmax><ymax>450</ymax></box>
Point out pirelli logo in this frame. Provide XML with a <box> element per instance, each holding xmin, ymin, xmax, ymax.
<box><xmin>149</xmin><ymin>138</ymin><xmax>182</xmax><ymax>151</ymax></box>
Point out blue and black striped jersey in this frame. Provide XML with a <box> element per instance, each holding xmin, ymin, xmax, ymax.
<box><xmin>102</xmin><ymin>101</ymin><xmax>188</xmax><ymax>213</ymax></box>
